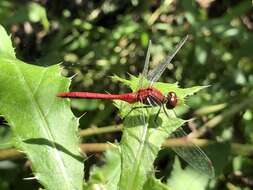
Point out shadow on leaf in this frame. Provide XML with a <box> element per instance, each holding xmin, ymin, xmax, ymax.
<box><xmin>24</xmin><ymin>138</ymin><xmax>84</xmax><ymax>162</ymax></box>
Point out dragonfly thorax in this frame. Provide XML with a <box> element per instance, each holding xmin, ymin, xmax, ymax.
<box><xmin>137</xmin><ymin>87</ymin><xmax>166</xmax><ymax>107</ymax></box>
<box><xmin>166</xmin><ymin>91</ymin><xmax>177</xmax><ymax>109</ymax></box>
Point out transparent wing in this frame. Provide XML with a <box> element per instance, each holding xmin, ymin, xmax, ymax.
<box><xmin>147</xmin><ymin>35</ymin><xmax>188</xmax><ymax>85</ymax></box>
<box><xmin>142</xmin><ymin>97</ymin><xmax>215</xmax><ymax>178</ymax></box>
<box><xmin>171</xmin><ymin>127</ymin><xmax>215</xmax><ymax>178</ymax></box>
<box><xmin>137</xmin><ymin>40</ymin><xmax>152</xmax><ymax>155</ymax></box>
<box><xmin>138</xmin><ymin>40</ymin><xmax>152</xmax><ymax>89</ymax></box>
<box><xmin>134</xmin><ymin>39</ymin><xmax>152</xmax><ymax>162</ymax></box>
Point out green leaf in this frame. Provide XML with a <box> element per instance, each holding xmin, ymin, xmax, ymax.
<box><xmin>0</xmin><ymin>25</ymin><xmax>83</xmax><ymax>190</ymax></box>
<box><xmin>118</xmin><ymin>113</ymin><xmax>185</xmax><ymax>190</ymax></box>
<box><xmin>4</xmin><ymin>2</ymin><xmax>49</xmax><ymax>31</ymax></box>
<box><xmin>167</xmin><ymin>157</ymin><xmax>209</xmax><ymax>190</ymax></box>
<box><xmin>28</xmin><ymin>2</ymin><xmax>49</xmax><ymax>31</ymax></box>
<box><xmin>112</xmin><ymin>75</ymin><xmax>204</xmax><ymax>190</ymax></box>
<box><xmin>0</xmin><ymin>127</ymin><xmax>13</xmax><ymax>149</ymax></box>
<box><xmin>143</xmin><ymin>176</ymin><xmax>171</xmax><ymax>190</ymax></box>
<box><xmin>87</xmin><ymin>146</ymin><xmax>121</xmax><ymax>190</ymax></box>
<box><xmin>0</xmin><ymin>25</ymin><xmax>15</xmax><ymax>58</ymax></box>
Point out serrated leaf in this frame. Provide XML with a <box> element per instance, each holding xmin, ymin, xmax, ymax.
<box><xmin>167</xmin><ymin>157</ymin><xmax>209</xmax><ymax>190</ymax></box>
<box><xmin>0</xmin><ymin>25</ymin><xmax>83</xmax><ymax>190</ymax></box>
<box><xmin>113</xmin><ymin>75</ymin><xmax>193</xmax><ymax>190</ymax></box>
<box><xmin>118</xmin><ymin>111</ymin><xmax>185</xmax><ymax>190</ymax></box>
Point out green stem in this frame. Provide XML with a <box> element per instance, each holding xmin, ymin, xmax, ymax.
<box><xmin>79</xmin><ymin>124</ymin><xmax>123</xmax><ymax>137</ymax></box>
<box><xmin>1</xmin><ymin>140</ymin><xmax>253</xmax><ymax>160</ymax></box>
<box><xmin>195</xmin><ymin>97</ymin><xmax>253</xmax><ymax>137</ymax></box>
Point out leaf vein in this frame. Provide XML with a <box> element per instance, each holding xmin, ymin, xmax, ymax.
<box><xmin>12</xmin><ymin>61</ymin><xmax>74</xmax><ymax>189</ymax></box>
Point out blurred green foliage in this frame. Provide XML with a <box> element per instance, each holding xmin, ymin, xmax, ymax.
<box><xmin>1</xmin><ymin>0</ymin><xmax>253</xmax><ymax>189</ymax></box>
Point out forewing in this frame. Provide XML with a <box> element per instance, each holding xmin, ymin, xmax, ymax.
<box><xmin>147</xmin><ymin>35</ymin><xmax>188</xmax><ymax>85</ymax></box>
<box><xmin>138</xmin><ymin>40</ymin><xmax>152</xmax><ymax>89</ymax></box>
<box><xmin>170</xmin><ymin>127</ymin><xmax>215</xmax><ymax>178</ymax></box>
<box><xmin>127</xmin><ymin>40</ymin><xmax>152</xmax><ymax>152</ymax></box>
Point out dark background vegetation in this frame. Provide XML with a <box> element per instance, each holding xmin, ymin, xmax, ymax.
<box><xmin>1</xmin><ymin>0</ymin><xmax>253</xmax><ymax>189</ymax></box>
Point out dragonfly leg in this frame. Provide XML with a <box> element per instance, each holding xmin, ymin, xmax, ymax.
<box><xmin>154</xmin><ymin>106</ymin><xmax>162</xmax><ymax>124</ymax></box>
<box><xmin>162</xmin><ymin>104</ymin><xmax>171</xmax><ymax>118</ymax></box>
<box><xmin>146</xmin><ymin>95</ymin><xmax>163</xmax><ymax>125</ymax></box>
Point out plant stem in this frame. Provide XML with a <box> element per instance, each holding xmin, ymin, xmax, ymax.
<box><xmin>193</xmin><ymin>97</ymin><xmax>253</xmax><ymax>138</ymax></box>
<box><xmin>194</xmin><ymin>103</ymin><xmax>227</xmax><ymax>115</ymax></box>
<box><xmin>1</xmin><ymin>140</ymin><xmax>253</xmax><ymax>161</ymax></box>
<box><xmin>79</xmin><ymin>143</ymin><xmax>112</xmax><ymax>152</ymax></box>
<box><xmin>79</xmin><ymin>124</ymin><xmax>123</xmax><ymax>137</ymax></box>
<box><xmin>0</xmin><ymin>148</ymin><xmax>24</xmax><ymax>160</ymax></box>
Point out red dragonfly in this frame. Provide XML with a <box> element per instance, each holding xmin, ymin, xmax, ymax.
<box><xmin>57</xmin><ymin>35</ymin><xmax>215</xmax><ymax>178</ymax></box>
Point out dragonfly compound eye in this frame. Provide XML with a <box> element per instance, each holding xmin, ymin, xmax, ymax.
<box><xmin>166</xmin><ymin>91</ymin><xmax>177</xmax><ymax>109</ymax></box>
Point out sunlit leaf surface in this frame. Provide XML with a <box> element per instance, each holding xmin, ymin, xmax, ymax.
<box><xmin>167</xmin><ymin>157</ymin><xmax>209</xmax><ymax>190</ymax></box>
<box><xmin>112</xmin><ymin>75</ymin><xmax>205</xmax><ymax>190</ymax></box>
<box><xmin>87</xmin><ymin>147</ymin><xmax>121</xmax><ymax>190</ymax></box>
<box><xmin>0</xmin><ymin>25</ymin><xmax>83</xmax><ymax>190</ymax></box>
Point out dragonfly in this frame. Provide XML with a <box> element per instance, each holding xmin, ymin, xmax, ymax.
<box><xmin>57</xmin><ymin>35</ymin><xmax>215</xmax><ymax>178</ymax></box>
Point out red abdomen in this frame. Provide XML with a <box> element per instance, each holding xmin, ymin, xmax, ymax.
<box><xmin>57</xmin><ymin>91</ymin><xmax>138</xmax><ymax>103</ymax></box>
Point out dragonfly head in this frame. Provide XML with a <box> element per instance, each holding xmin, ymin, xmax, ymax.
<box><xmin>166</xmin><ymin>91</ymin><xmax>177</xmax><ymax>109</ymax></box>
